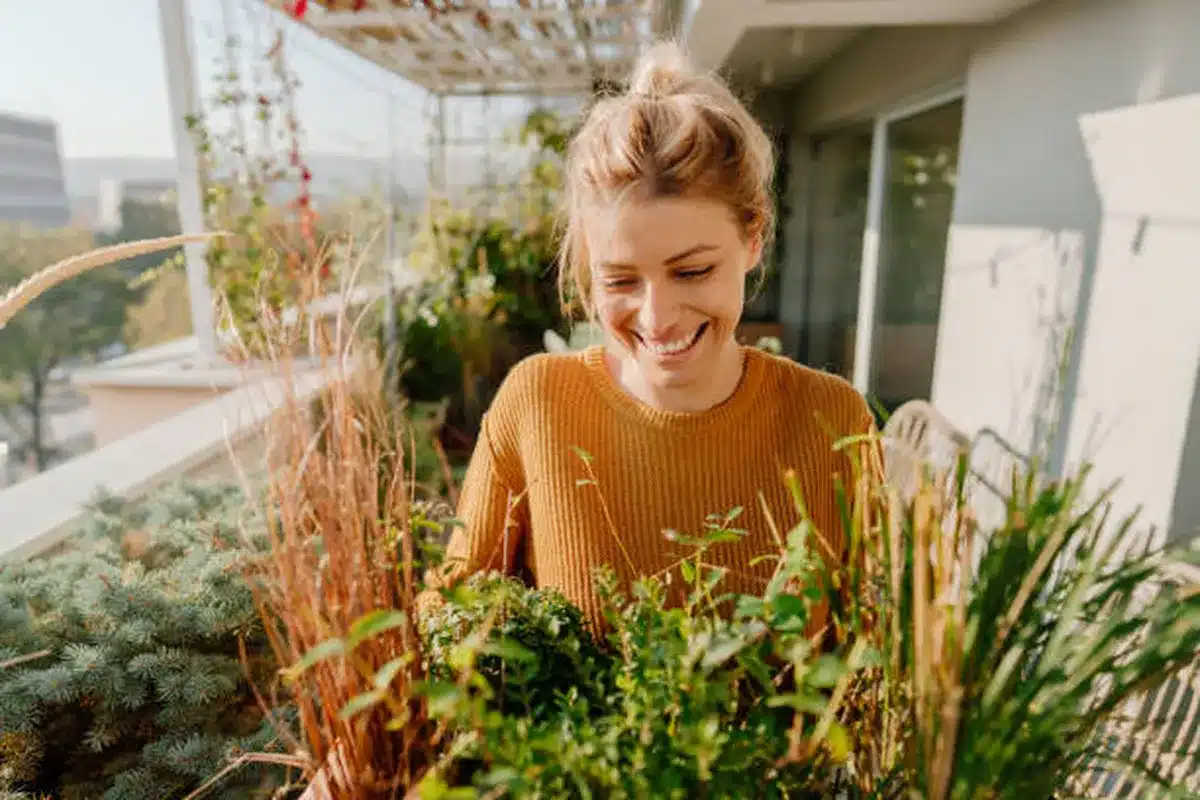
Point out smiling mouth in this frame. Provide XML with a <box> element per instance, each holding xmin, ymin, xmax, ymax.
<box><xmin>635</xmin><ymin>322</ymin><xmax>709</xmax><ymax>358</ymax></box>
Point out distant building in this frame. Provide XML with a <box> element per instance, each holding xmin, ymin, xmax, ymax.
<box><xmin>97</xmin><ymin>178</ymin><xmax>178</xmax><ymax>233</ymax></box>
<box><xmin>0</xmin><ymin>111</ymin><xmax>71</xmax><ymax>228</ymax></box>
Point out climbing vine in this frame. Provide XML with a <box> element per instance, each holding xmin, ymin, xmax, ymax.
<box><xmin>185</xmin><ymin>12</ymin><xmax>330</xmax><ymax>358</ymax></box>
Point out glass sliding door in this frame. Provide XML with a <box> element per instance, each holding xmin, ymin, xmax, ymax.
<box><xmin>799</xmin><ymin>120</ymin><xmax>874</xmax><ymax>381</ymax></box>
<box><xmin>868</xmin><ymin>97</ymin><xmax>963</xmax><ymax>412</ymax></box>
<box><xmin>798</xmin><ymin>95</ymin><xmax>962</xmax><ymax>413</ymax></box>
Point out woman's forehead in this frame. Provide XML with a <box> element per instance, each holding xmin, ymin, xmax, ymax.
<box><xmin>585</xmin><ymin>196</ymin><xmax>740</xmax><ymax>267</ymax></box>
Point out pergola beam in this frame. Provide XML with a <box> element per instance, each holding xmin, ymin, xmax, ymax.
<box><xmin>401</xmin><ymin>33</ymin><xmax>640</xmax><ymax>60</ymax></box>
<box><xmin>309</xmin><ymin>5</ymin><xmax>647</xmax><ymax>31</ymax></box>
<box><xmin>257</xmin><ymin>0</ymin><xmax>654</xmax><ymax>97</ymax></box>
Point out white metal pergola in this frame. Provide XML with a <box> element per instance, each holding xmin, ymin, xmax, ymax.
<box><xmin>264</xmin><ymin>0</ymin><xmax>659</xmax><ymax>97</ymax></box>
<box><xmin>157</xmin><ymin>0</ymin><xmax>662</xmax><ymax>363</ymax></box>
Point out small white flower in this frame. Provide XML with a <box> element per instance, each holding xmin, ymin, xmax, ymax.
<box><xmin>466</xmin><ymin>272</ymin><xmax>496</xmax><ymax>298</ymax></box>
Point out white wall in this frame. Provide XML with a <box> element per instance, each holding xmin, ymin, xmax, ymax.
<box><xmin>799</xmin><ymin>26</ymin><xmax>985</xmax><ymax>130</ymax></box>
<box><xmin>931</xmin><ymin>0</ymin><xmax>1200</xmax><ymax>541</ymax></box>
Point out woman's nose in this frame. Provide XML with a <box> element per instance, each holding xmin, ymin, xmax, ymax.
<box><xmin>636</xmin><ymin>281</ymin><xmax>681</xmax><ymax>333</ymax></box>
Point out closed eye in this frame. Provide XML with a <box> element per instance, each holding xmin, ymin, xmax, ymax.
<box><xmin>676</xmin><ymin>265</ymin><xmax>715</xmax><ymax>280</ymax></box>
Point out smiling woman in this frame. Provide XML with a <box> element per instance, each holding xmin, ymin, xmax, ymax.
<box><xmin>588</xmin><ymin>197</ymin><xmax>759</xmax><ymax>413</ymax></box>
<box><xmin>420</xmin><ymin>41</ymin><xmax>877</xmax><ymax>635</ymax></box>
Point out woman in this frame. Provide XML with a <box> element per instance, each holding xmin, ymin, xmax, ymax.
<box><xmin>424</xmin><ymin>42</ymin><xmax>876</xmax><ymax>634</ymax></box>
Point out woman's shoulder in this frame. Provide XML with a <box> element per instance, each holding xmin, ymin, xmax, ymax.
<box><xmin>753</xmin><ymin>349</ymin><xmax>873</xmax><ymax>432</ymax></box>
<box><xmin>487</xmin><ymin>349</ymin><xmax>593</xmax><ymax>419</ymax></box>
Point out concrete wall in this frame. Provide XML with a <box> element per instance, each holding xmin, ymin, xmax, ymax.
<box><xmin>799</xmin><ymin>26</ymin><xmax>985</xmax><ymax>130</ymax></box>
<box><xmin>82</xmin><ymin>384</ymin><xmax>230</xmax><ymax>447</ymax></box>
<box><xmin>931</xmin><ymin>0</ymin><xmax>1200</xmax><ymax>541</ymax></box>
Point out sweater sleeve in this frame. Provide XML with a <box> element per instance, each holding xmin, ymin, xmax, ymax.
<box><xmin>418</xmin><ymin>370</ymin><xmax>532</xmax><ymax>610</ymax></box>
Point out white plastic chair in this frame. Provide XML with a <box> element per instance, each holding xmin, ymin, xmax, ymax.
<box><xmin>542</xmin><ymin>329</ymin><xmax>570</xmax><ymax>353</ymax></box>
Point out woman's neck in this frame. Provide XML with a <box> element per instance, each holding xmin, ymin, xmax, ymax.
<box><xmin>606</xmin><ymin>337</ymin><xmax>746</xmax><ymax>414</ymax></box>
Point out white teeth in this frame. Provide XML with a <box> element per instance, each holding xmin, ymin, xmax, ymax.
<box><xmin>644</xmin><ymin>330</ymin><xmax>698</xmax><ymax>355</ymax></box>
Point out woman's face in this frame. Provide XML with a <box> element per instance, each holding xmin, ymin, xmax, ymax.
<box><xmin>588</xmin><ymin>195</ymin><xmax>761</xmax><ymax>409</ymax></box>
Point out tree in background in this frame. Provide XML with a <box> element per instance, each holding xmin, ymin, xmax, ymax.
<box><xmin>0</xmin><ymin>225</ymin><xmax>138</xmax><ymax>471</ymax></box>
<box><xmin>122</xmin><ymin>267</ymin><xmax>193</xmax><ymax>351</ymax></box>
<box><xmin>95</xmin><ymin>197</ymin><xmax>197</xmax><ymax>352</ymax></box>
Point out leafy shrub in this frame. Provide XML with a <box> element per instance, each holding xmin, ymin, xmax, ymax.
<box><xmin>419</xmin><ymin>572</ymin><xmax>610</xmax><ymax>720</ymax></box>
<box><xmin>408</xmin><ymin>496</ymin><xmax>868</xmax><ymax>799</ymax></box>
<box><xmin>0</xmin><ymin>483</ymin><xmax>293</xmax><ymax>800</ymax></box>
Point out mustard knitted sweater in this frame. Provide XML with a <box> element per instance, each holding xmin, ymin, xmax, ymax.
<box><xmin>424</xmin><ymin>345</ymin><xmax>875</xmax><ymax>633</ymax></box>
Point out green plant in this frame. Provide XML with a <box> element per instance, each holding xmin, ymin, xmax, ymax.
<box><xmin>391</xmin><ymin>108</ymin><xmax>573</xmax><ymax>451</ymax></box>
<box><xmin>0</xmin><ymin>483</ymin><xmax>293</xmax><ymax>800</ymax></box>
<box><xmin>285</xmin><ymin>429</ymin><xmax>1200</xmax><ymax>798</ymax></box>
<box><xmin>855</xmin><ymin>459</ymin><xmax>1200</xmax><ymax>799</ymax></box>
<box><xmin>419</xmin><ymin>572</ymin><xmax>609</xmax><ymax>721</ymax></box>
<box><xmin>186</xmin><ymin>24</ymin><xmax>336</xmax><ymax>357</ymax></box>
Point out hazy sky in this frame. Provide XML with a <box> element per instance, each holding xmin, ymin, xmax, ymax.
<box><xmin>0</xmin><ymin>0</ymin><xmax>436</xmax><ymax>160</ymax></box>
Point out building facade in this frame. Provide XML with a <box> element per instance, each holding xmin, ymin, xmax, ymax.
<box><xmin>679</xmin><ymin>0</ymin><xmax>1200</xmax><ymax>544</ymax></box>
<box><xmin>96</xmin><ymin>178</ymin><xmax>178</xmax><ymax>233</ymax></box>
<box><xmin>0</xmin><ymin>111</ymin><xmax>71</xmax><ymax>229</ymax></box>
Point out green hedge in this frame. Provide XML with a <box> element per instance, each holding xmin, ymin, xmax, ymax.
<box><xmin>0</xmin><ymin>483</ymin><xmax>294</xmax><ymax>800</ymax></box>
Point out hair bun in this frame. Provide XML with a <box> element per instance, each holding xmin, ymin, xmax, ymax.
<box><xmin>628</xmin><ymin>41</ymin><xmax>694</xmax><ymax>97</ymax></box>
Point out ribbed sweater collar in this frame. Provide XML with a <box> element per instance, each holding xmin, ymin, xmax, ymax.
<box><xmin>580</xmin><ymin>344</ymin><xmax>767</xmax><ymax>432</ymax></box>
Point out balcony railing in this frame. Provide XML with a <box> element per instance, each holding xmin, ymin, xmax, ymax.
<box><xmin>0</xmin><ymin>363</ymin><xmax>332</xmax><ymax>564</ymax></box>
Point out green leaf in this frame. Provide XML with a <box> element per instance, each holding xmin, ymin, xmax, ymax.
<box><xmin>373</xmin><ymin>655</ymin><xmax>411</xmax><ymax>691</ymax></box>
<box><xmin>772</xmin><ymin>593</ymin><xmax>810</xmax><ymax>632</ymax></box>
<box><xmin>680</xmin><ymin>561</ymin><xmax>696</xmax><ymax>584</ymax></box>
<box><xmin>703</xmin><ymin>530</ymin><xmax>744</xmax><ymax>545</ymax></box>
<box><xmin>339</xmin><ymin>688</ymin><xmax>384</xmax><ymax>721</ymax></box>
<box><xmin>773</xmin><ymin>593</ymin><xmax>806</xmax><ymax>618</ymax></box>
<box><xmin>347</xmin><ymin>609</ymin><xmax>407</xmax><ymax>649</ymax></box>
<box><xmin>734</xmin><ymin>595</ymin><xmax>765</xmax><ymax>619</ymax></box>
<box><xmin>806</xmin><ymin>655</ymin><xmax>847</xmax><ymax>689</ymax></box>
<box><xmin>283</xmin><ymin>638</ymin><xmax>344</xmax><ymax>681</ymax></box>
<box><xmin>768</xmin><ymin>691</ymin><xmax>827</xmax><ymax>714</ymax></box>
<box><xmin>422</xmin><ymin>681</ymin><xmax>462</xmax><ymax>718</ymax></box>
<box><xmin>479</xmin><ymin>767</ymin><xmax>522</xmax><ymax>789</ymax></box>
<box><xmin>825</xmin><ymin>720</ymin><xmax>851</xmax><ymax>761</ymax></box>
<box><xmin>699</xmin><ymin>632</ymin><xmax>746</xmax><ymax>670</ymax></box>
<box><xmin>481</xmin><ymin>638</ymin><xmax>535</xmax><ymax>663</ymax></box>
<box><xmin>571</xmin><ymin>445</ymin><xmax>593</xmax><ymax>463</ymax></box>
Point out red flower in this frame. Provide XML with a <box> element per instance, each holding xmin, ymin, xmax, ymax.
<box><xmin>289</xmin><ymin>0</ymin><xmax>308</xmax><ymax>19</ymax></box>
<box><xmin>300</xmin><ymin>167</ymin><xmax>312</xmax><ymax>183</ymax></box>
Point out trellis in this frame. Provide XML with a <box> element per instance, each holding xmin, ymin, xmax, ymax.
<box><xmin>261</xmin><ymin>1</ymin><xmax>661</xmax><ymax>198</ymax></box>
<box><xmin>264</xmin><ymin>0</ymin><xmax>658</xmax><ymax>96</ymax></box>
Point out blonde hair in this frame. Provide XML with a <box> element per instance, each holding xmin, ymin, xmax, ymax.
<box><xmin>559</xmin><ymin>41</ymin><xmax>776</xmax><ymax>315</ymax></box>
